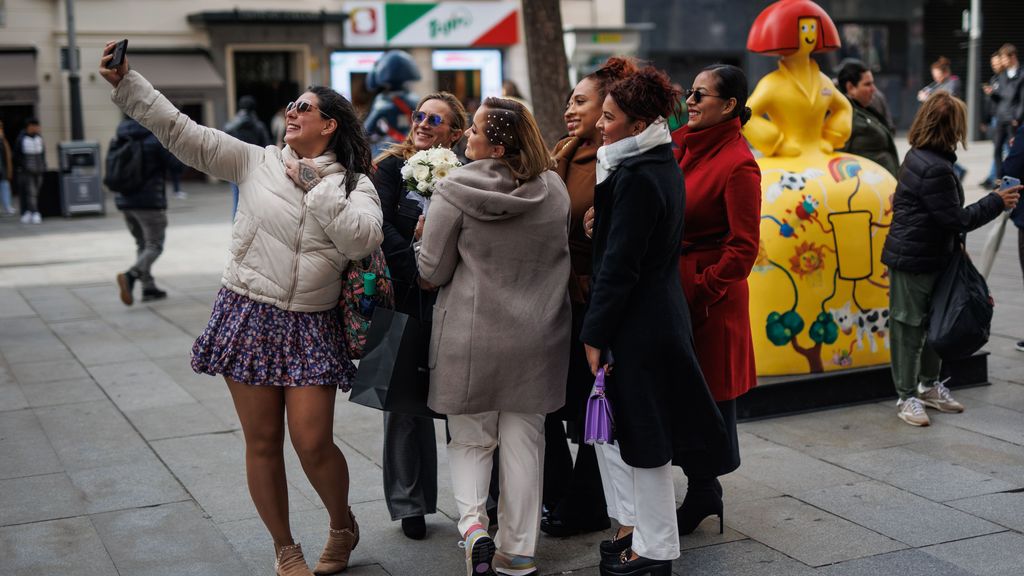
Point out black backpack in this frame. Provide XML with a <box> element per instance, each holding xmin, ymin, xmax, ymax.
<box><xmin>104</xmin><ymin>136</ymin><xmax>145</xmax><ymax>194</ymax></box>
<box><xmin>927</xmin><ymin>240</ymin><xmax>994</xmax><ymax>360</ymax></box>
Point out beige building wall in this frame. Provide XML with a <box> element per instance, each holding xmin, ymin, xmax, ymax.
<box><xmin>0</xmin><ymin>0</ymin><xmax>623</xmax><ymax>165</ymax></box>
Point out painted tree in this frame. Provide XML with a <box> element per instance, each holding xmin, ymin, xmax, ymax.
<box><xmin>520</xmin><ymin>0</ymin><xmax>571</xmax><ymax>148</ymax></box>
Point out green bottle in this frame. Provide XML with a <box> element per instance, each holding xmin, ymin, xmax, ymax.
<box><xmin>359</xmin><ymin>272</ymin><xmax>377</xmax><ymax>317</ymax></box>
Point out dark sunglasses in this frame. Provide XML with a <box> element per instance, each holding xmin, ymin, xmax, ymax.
<box><xmin>685</xmin><ymin>89</ymin><xmax>725</xmax><ymax>104</ymax></box>
<box><xmin>412</xmin><ymin>111</ymin><xmax>445</xmax><ymax>127</ymax></box>
<box><xmin>286</xmin><ymin>100</ymin><xmax>330</xmax><ymax>119</ymax></box>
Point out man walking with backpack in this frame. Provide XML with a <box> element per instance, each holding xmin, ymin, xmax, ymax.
<box><xmin>107</xmin><ymin>117</ymin><xmax>171</xmax><ymax>305</ymax></box>
<box><xmin>223</xmin><ymin>95</ymin><xmax>271</xmax><ymax>217</ymax></box>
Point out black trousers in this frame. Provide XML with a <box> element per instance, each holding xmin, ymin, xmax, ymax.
<box><xmin>994</xmin><ymin>121</ymin><xmax>1017</xmax><ymax>179</ymax></box>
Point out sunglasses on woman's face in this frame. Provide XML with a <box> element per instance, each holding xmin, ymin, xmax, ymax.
<box><xmin>685</xmin><ymin>89</ymin><xmax>725</xmax><ymax>104</ymax></box>
<box><xmin>412</xmin><ymin>111</ymin><xmax>445</xmax><ymax>127</ymax></box>
<box><xmin>286</xmin><ymin>100</ymin><xmax>330</xmax><ymax>119</ymax></box>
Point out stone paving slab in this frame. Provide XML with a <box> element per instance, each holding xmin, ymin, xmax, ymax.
<box><xmin>125</xmin><ymin>401</ymin><xmax>236</xmax><ymax>441</ymax></box>
<box><xmin>0</xmin><ymin>317</ymin><xmax>76</xmax><ymax>365</ymax></box>
<box><xmin>956</xmin><ymin>382</ymin><xmax>1024</xmax><ymax>414</ymax></box>
<box><xmin>796</xmin><ymin>480</ymin><xmax>1004</xmax><ymax>547</ymax></box>
<box><xmin>0</xmin><ymin>472</ymin><xmax>87</xmax><ymax>525</ymax></box>
<box><xmin>0</xmin><ymin>409</ymin><xmax>63</xmax><ymax>480</ymax></box>
<box><xmin>87</xmin><ymin>359</ymin><xmax>195</xmax><ymax>413</ymax></box>
<box><xmin>0</xmin><ymin>378</ymin><xmax>28</xmax><ymax>412</ymax></box>
<box><xmin>0</xmin><ymin>287</ymin><xmax>35</xmax><ymax>319</ymax></box>
<box><xmin>34</xmin><ymin>399</ymin><xmax>152</xmax><ymax>472</ymax></box>
<box><xmin>902</xmin><ymin>426</ymin><xmax>1024</xmax><ymax>485</ymax></box>
<box><xmin>672</xmin><ymin>538</ymin><xmax>816</xmax><ymax>576</ymax></box>
<box><xmin>91</xmin><ymin>501</ymin><xmax>251</xmax><ymax>576</ymax></box>
<box><xmin>922</xmin><ymin>531</ymin><xmax>1024</xmax><ymax>576</ymax></box>
<box><xmin>18</xmin><ymin>376</ymin><xmax>109</xmax><ymax>408</ymax></box>
<box><xmin>67</xmin><ymin>456</ymin><xmax>190</xmax><ymax>515</ymax></box>
<box><xmin>9</xmin><ymin>358</ymin><xmax>90</xmax><ymax>386</ymax></box>
<box><xmin>947</xmin><ymin>492</ymin><xmax>1024</xmax><ymax>533</ymax></box>
<box><xmin>150</xmin><ymin>432</ymin><xmax>320</xmax><ymax>524</ymax></box>
<box><xmin>815</xmin><ymin>549</ymin><xmax>978</xmax><ymax>576</ymax></box>
<box><xmin>19</xmin><ymin>285</ymin><xmax>98</xmax><ymax>324</ymax></box>
<box><xmin>934</xmin><ymin>403</ymin><xmax>1024</xmax><ymax>447</ymax></box>
<box><xmin>825</xmin><ymin>446</ymin><xmax>1018</xmax><ymax>501</ymax></box>
<box><xmin>727</xmin><ymin>496</ymin><xmax>906</xmax><ymax>567</ymax></box>
<box><xmin>49</xmin><ymin>318</ymin><xmax>149</xmax><ymax>367</ymax></box>
<box><xmin>0</xmin><ymin>516</ymin><xmax>118</xmax><ymax>576</ymax></box>
<box><xmin>734</xmin><ymin>433</ymin><xmax>868</xmax><ymax>495</ymax></box>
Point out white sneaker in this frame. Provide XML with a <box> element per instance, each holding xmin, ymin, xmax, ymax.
<box><xmin>897</xmin><ymin>397</ymin><xmax>930</xmax><ymax>426</ymax></box>
<box><xmin>20</xmin><ymin>211</ymin><xmax>31</xmax><ymax>224</ymax></box>
<box><xmin>173</xmin><ymin>191</ymin><xmax>188</xmax><ymax>199</ymax></box>
<box><xmin>917</xmin><ymin>378</ymin><xmax>964</xmax><ymax>413</ymax></box>
<box><xmin>31</xmin><ymin>212</ymin><xmax>41</xmax><ymax>224</ymax></box>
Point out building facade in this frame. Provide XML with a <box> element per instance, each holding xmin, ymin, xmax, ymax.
<box><xmin>0</xmin><ymin>0</ymin><xmax>625</xmax><ymax>166</ymax></box>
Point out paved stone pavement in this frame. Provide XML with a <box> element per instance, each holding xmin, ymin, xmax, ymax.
<box><xmin>1</xmin><ymin>140</ymin><xmax>1023</xmax><ymax>576</ymax></box>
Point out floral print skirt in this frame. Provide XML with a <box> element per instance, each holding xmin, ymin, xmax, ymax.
<box><xmin>191</xmin><ymin>287</ymin><xmax>356</xmax><ymax>390</ymax></box>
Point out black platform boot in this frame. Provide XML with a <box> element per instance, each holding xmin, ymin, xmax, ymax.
<box><xmin>676</xmin><ymin>477</ymin><xmax>723</xmax><ymax>535</ymax></box>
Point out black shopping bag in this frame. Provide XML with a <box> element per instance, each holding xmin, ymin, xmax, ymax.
<box><xmin>927</xmin><ymin>245</ymin><xmax>994</xmax><ymax>360</ymax></box>
<box><xmin>349</xmin><ymin>307</ymin><xmax>443</xmax><ymax>419</ymax></box>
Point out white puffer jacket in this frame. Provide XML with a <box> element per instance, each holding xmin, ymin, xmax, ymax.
<box><xmin>112</xmin><ymin>71</ymin><xmax>383</xmax><ymax>312</ymax></box>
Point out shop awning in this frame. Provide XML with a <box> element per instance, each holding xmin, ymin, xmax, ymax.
<box><xmin>0</xmin><ymin>51</ymin><xmax>39</xmax><ymax>104</ymax></box>
<box><xmin>129</xmin><ymin>53</ymin><xmax>225</xmax><ymax>91</ymax></box>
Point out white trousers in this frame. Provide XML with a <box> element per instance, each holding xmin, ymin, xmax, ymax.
<box><xmin>447</xmin><ymin>412</ymin><xmax>546</xmax><ymax>557</ymax></box>
<box><xmin>595</xmin><ymin>441</ymin><xmax>680</xmax><ymax>561</ymax></box>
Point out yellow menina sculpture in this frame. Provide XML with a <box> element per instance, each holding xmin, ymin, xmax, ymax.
<box><xmin>744</xmin><ymin>0</ymin><xmax>897</xmax><ymax>375</ymax></box>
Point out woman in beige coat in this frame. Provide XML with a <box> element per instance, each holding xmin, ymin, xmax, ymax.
<box><xmin>417</xmin><ymin>97</ymin><xmax>571</xmax><ymax>576</ymax></box>
<box><xmin>101</xmin><ymin>43</ymin><xmax>383</xmax><ymax>576</ymax></box>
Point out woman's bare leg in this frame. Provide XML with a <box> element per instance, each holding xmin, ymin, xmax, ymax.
<box><xmin>225</xmin><ymin>377</ymin><xmax>293</xmax><ymax>550</ymax></box>
<box><xmin>285</xmin><ymin>385</ymin><xmax>352</xmax><ymax>530</ymax></box>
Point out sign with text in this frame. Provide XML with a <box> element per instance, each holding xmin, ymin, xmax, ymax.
<box><xmin>344</xmin><ymin>2</ymin><xmax>518</xmax><ymax>47</ymax></box>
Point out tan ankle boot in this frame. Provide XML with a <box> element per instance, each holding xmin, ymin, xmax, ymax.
<box><xmin>313</xmin><ymin>510</ymin><xmax>360</xmax><ymax>575</ymax></box>
<box><xmin>275</xmin><ymin>543</ymin><xmax>314</xmax><ymax>576</ymax></box>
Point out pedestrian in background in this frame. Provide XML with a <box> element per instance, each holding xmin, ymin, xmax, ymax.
<box><xmin>224</xmin><ymin>95</ymin><xmax>272</xmax><ymax>217</ymax></box>
<box><xmin>101</xmin><ymin>41</ymin><xmax>383</xmax><ymax>576</ymax></box>
<box><xmin>1002</xmin><ymin>123</ymin><xmax>1024</xmax><ymax>352</ymax></box>
<box><xmin>371</xmin><ymin>91</ymin><xmax>467</xmax><ymax>541</ymax></box>
<box><xmin>541</xmin><ymin>56</ymin><xmax>638</xmax><ymax>540</ymax></box>
<box><xmin>981</xmin><ymin>51</ymin><xmax>1008</xmax><ymax>189</ymax></box>
<box><xmin>987</xmin><ymin>45</ymin><xmax>1023</xmax><ymax>180</ymax></box>
<box><xmin>582</xmin><ymin>65</ymin><xmax>726</xmax><ymax>576</ymax></box>
<box><xmin>671</xmin><ymin>63</ymin><xmax>761</xmax><ymax>536</ymax></box>
<box><xmin>917</xmin><ymin>56</ymin><xmax>967</xmax><ymax>180</ymax></box>
<box><xmin>0</xmin><ymin>120</ymin><xmax>15</xmax><ymax>215</ymax></box>
<box><xmin>417</xmin><ymin>97</ymin><xmax>571</xmax><ymax>576</ymax></box>
<box><xmin>837</xmin><ymin>59</ymin><xmax>900</xmax><ymax>176</ymax></box>
<box><xmin>13</xmin><ymin>117</ymin><xmax>46</xmax><ymax>224</ymax></box>
<box><xmin>111</xmin><ymin>117</ymin><xmax>171</xmax><ymax>305</ymax></box>
<box><xmin>882</xmin><ymin>92</ymin><xmax>1020</xmax><ymax>427</ymax></box>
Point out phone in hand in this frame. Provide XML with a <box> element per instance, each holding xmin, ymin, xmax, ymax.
<box><xmin>106</xmin><ymin>39</ymin><xmax>128</xmax><ymax>69</ymax></box>
<box><xmin>1000</xmin><ymin>176</ymin><xmax>1021</xmax><ymax>211</ymax></box>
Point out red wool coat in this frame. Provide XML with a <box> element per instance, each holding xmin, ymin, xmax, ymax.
<box><xmin>672</xmin><ymin>118</ymin><xmax>761</xmax><ymax>402</ymax></box>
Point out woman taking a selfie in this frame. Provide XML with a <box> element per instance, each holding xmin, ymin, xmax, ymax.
<box><xmin>371</xmin><ymin>92</ymin><xmax>467</xmax><ymax>541</ymax></box>
<box><xmin>101</xmin><ymin>42</ymin><xmax>383</xmax><ymax>576</ymax></box>
<box><xmin>417</xmin><ymin>97</ymin><xmax>571</xmax><ymax>576</ymax></box>
<box><xmin>582</xmin><ymin>65</ymin><xmax>726</xmax><ymax>576</ymax></box>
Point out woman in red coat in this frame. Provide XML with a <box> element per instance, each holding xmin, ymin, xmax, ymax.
<box><xmin>671</xmin><ymin>64</ymin><xmax>761</xmax><ymax>535</ymax></box>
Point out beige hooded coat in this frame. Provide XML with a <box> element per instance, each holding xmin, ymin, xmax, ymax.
<box><xmin>418</xmin><ymin>159</ymin><xmax>572</xmax><ymax>415</ymax></box>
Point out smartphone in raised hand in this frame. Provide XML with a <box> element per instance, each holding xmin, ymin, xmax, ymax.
<box><xmin>105</xmin><ymin>39</ymin><xmax>128</xmax><ymax>69</ymax></box>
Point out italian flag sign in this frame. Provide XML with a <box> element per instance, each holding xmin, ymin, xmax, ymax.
<box><xmin>344</xmin><ymin>2</ymin><xmax>519</xmax><ymax>47</ymax></box>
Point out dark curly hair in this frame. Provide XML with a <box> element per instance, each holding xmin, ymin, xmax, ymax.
<box><xmin>606</xmin><ymin>65</ymin><xmax>683</xmax><ymax>124</ymax></box>
<box><xmin>585</xmin><ymin>56</ymin><xmax>640</xmax><ymax>99</ymax></box>
<box><xmin>308</xmin><ymin>86</ymin><xmax>372</xmax><ymax>194</ymax></box>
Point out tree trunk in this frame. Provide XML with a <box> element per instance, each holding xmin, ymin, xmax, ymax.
<box><xmin>520</xmin><ymin>0</ymin><xmax>571</xmax><ymax>149</ymax></box>
<box><xmin>791</xmin><ymin>338</ymin><xmax>824</xmax><ymax>373</ymax></box>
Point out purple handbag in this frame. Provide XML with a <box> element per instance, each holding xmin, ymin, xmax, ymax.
<box><xmin>584</xmin><ymin>367</ymin><xmax>614</xmax><ymax>445</ymax></box>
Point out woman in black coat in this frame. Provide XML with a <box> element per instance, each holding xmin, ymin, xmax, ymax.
<box><xmin>581</xmin><ymin>66</ymin><xmax>727</xmax><ymax>576</ymax></box>
<box><xmin>371</xmin><ymin>92</ymin><xmax>467</xmax><ymax>540</ymax></box>
<box><xmin>882</xmin><ymin>92</ymin><xmax>1019</xmax><ymax>427</ymax></box>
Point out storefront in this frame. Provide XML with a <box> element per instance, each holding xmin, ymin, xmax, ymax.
<box><xmin>334</xmin><ymin>1</ymin><xmax>519</xmax><ymax>110</ymax></box>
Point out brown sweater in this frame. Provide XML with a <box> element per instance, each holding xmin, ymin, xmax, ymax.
<box><xmin>553</xmin><ymin>136</ymin><xmax>597</xmax><ymax>303</ymax></box>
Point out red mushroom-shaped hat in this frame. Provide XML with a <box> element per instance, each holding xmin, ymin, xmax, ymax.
<box><xmin>747</xmin><ymin>0</ymin><xmax>841</xmax><ymax>56</ymax></box>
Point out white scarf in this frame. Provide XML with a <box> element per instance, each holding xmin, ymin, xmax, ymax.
<box><xmin>595</xmin><ymin>118</ymin><xmax>672</xmax><ymax>184</ymax></box>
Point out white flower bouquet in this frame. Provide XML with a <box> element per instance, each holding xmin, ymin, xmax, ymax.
<box><xmin>400</xmin><ymin>147</ymin><xmax>461</xmax><ymax>213</ymax></box>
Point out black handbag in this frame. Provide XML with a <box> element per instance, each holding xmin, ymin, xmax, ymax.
<box><xmin>348</xmin><ymin>306</ymin><xmax>444</xmax><ymax>419</ymax></box>
<box><xmin>927</xmin><ymin>238</ymin><xmax>994</xmax><ymax>360</ymax></box>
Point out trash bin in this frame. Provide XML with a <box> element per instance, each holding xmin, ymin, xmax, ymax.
<box><xmin>57</xmin><ymin>140</ymin><xmax>104</xmax><ymax>217</ymax></box>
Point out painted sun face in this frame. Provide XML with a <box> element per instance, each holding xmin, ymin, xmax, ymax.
<box><xmin>797</xmin><ymin>17</ymin><xmax>818</xmax><ymax>55</ymax></box>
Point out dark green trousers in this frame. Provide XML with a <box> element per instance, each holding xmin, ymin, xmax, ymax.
<box><xmin>889</xmin><ymin>269</ymin><xmax>942</xmax><ymax>400</ymax></box>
